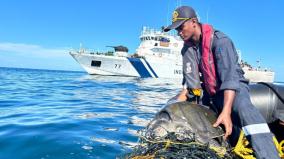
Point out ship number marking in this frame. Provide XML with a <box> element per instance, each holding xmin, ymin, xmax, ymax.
<box><xmin>115</xmin><ymin>64</ymin><xmax>121</xmax><ymax>69</ymax></box>
<box><xmin>174</xmin><ymin>70</ymin><xmax>182</xmax><ymax>74</ymax></box>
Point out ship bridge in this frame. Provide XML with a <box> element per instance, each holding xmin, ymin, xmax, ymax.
<box><xmin>136</xmin><ymin>27</ymin><xmax>183</xmax><ymax>58</ymax></box>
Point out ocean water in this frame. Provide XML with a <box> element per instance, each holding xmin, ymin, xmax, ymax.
<box><xmin>0</xmin><ymin>67</ymin><xmax>181</xmax><ymax>159</ymax></box>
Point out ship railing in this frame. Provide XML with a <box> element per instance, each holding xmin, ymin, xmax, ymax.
<box><xmin>72</xmin><ymin>48</ymin><xmax>115</xmax><ymax>56</ymax></box>
<box><xmin>141</xmin><ymin>26</ymin><xmax>179</xmax><ymax>38</ymax></box>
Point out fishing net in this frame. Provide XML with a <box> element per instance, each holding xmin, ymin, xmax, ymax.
<box><xmin>123</xmin><ymin>129</ymin><xmax>235</xmax><ymax>159</ymax></box>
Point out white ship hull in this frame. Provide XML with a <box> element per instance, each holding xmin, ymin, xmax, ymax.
<box><xmin>243</xmin><ymin>69</ymin><xmax>275</xmax><ymax>83</ymax></box>
<box><xmin>70</xmin><ymin>52</ymin><xmax>183</xmax><ymax>78</ymax></box>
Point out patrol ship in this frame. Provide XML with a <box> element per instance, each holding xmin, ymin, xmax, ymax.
<box><xmin>69</xmin><ymin>27</ymin><xmax>274</xmax><ymax>82</ymax></box>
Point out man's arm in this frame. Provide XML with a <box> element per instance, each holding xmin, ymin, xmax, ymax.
<box><xmin>212</xmin><ymin>34</ymin><xmax>241</xmax><ymax>139</ymax></box>
<box><xmin>213</xmin><ymin>89</ymin><xmax>235</xmax><ymax>139</ymax></box>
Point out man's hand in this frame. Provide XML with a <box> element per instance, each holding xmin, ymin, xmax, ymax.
<box><xmin>213</xmin><ymin>111</ymin><xmax>233</xmax><ymax>140</ymax></box>
<box><xmin>177</xmin><ymin>88</ymin><xmax>188</xmax><ymax>102</ymax></box>
<box><xmin>213</xmin><ymin>89</ymin><xmax>236</xmax><ymax>140</ymax></box>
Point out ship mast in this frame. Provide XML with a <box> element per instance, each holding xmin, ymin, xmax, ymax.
<box><xmin>256</xmin><ymin>59</ymin><xmax>261</xmax><ymax>70</ymax></box>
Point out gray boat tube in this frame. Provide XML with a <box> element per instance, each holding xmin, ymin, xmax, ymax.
<box><xmin>249</xmin><ymin>82</ymin><xmax>284</xmax><ymax>123</ymax></box>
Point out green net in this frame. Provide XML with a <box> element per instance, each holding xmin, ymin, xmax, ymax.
<box><xmin>122</xmin><ymin>130</ymin><xmax>235</xmax><ymax>159</ymax></box>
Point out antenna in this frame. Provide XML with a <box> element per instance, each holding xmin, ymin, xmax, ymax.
<box><xmin>205</xmin><ymin>5</ymin><xmax>211</xmax><ymax>23</ymax></box>
<box><xmin>206</xmin><ymin>9</ymin><xmax>209</xmax><ymax>23</ymax></box>
<box><xmin>237</xmin><ymin>50</ymin><xmax>242</xmax><ymax>63</ymax></box>
<box><xmin>166</xmin><ymin>0</ymin><xmax>170</xmax><ymax>26</ymax></box>
<box><xmin>176</xmin><ymin>0</ymin><xmax>181</xmax><ymax>7</ymax></box>
<box><xmin>257</xmin><ymin>58</ymin><xmax>261</xmax><ymax>70</ymax></box>
<box><xmin>196</xmin><ymin>12</ymin><xmax>201</xmax><ymax>22</ymax></box>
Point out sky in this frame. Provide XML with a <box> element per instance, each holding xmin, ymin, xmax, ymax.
<box><xmin>0</xmin><ymin>0</ymin><xmax>283</xmax><ymax>81</ymax></box>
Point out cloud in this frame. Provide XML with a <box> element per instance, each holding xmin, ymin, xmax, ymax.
<box><xmin>0</xmin><ymin>42</ymin><xmax>69</xmax><ymax>58</ymax></box>
<box><xmin>0</xmin><ymin>42</ymin><xmax>82</xmax><ymax>71</ymax></box>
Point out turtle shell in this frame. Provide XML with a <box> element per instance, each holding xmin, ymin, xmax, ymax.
<box><xmin>148</xmin><ymin>101</ymin><xmax>225</xmax><ymax>145</ymax></box>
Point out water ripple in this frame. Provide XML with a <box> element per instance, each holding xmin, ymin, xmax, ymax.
<box><xmin>0</xmin><ymin>67</ymin><xmax>181</xmax><ymax>159</ymax></box>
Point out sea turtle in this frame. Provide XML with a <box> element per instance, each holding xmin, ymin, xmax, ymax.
<box><xmin>145</xmin><ymin>102</ymin><xmax>227</xmax><ymax>148</ymax></box>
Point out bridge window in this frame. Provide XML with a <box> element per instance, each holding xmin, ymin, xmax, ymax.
<box><xmin>160</xmin><ymin>37</ymin><xmax>170</xmax><ymax>42</ymax></box>
<box><xmin>91</xmin><ymin>60</ymin><xmax>101</xmax><ymax>67</ymax></box>
<box><xmin>151</xmin><ymin>48</ymin><xmax>171</xmax><ymax>54</ymax></box>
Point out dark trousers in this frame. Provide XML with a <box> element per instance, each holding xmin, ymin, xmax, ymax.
<box><xmin>202</xmin><ymin>82</ymin><xmax>280</xmax><ymax>159</ymax></box>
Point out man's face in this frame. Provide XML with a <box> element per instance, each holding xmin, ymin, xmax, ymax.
<box><xmin>176</xmin><ymin>20</ymin><xmax>195</xmax><ymax>41</ymax></box>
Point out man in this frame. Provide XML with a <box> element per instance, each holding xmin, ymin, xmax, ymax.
<box><xmin>164</xmin><ymin>6</ymin><xmax>280</xmax><ymax>158</ymax></box>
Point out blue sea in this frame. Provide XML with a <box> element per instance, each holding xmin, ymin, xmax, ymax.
<box><xmin>0</xmin><ymin>67</ymin><xmax>181</xmax><ymax>159</ymax></box>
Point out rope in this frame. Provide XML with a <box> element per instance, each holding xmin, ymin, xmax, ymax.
<box><xmin>233</xmin><ymin>131</ymin><xmax>255</xmax><ymax>159</ymax></box>
<box><xmin>234</xmin><ymin>131</ymin><xmax>284</xmax><ymax>159</ymax></box>
<box><xmin>273</xmin><ymin>137</ymin><xmax>284</xmax><ymax>158</ymax></box>
<box><xmin>280</xmin><ymin>140</ymin><xmax>284</xmax><ymax>158</ymax></box>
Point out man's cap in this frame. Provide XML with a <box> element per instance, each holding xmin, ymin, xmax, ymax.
<box><xmin>164</xmin><ymin>6</ymin><xmax>197</xmax><ymax>32</ymax></box>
